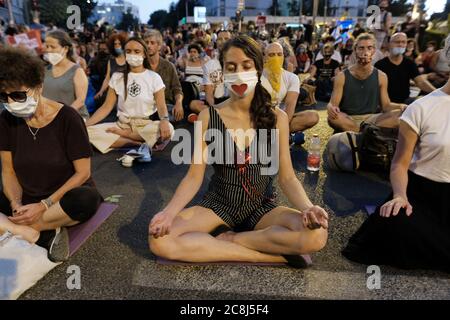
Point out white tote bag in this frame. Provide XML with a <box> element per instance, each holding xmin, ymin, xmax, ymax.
<box><xmin>0</xmin><ymin>231</ymin><xmax>60</xmax><ymax>300</ymax></box>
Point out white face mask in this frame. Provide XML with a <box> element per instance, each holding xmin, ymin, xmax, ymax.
<box><xmin>4</xmin><ymin>95</ymin><xmax>39</xmax><ymax>118</ymax></box>
<box><xmin>44</xmin><ymin>50</ymin><xmax>65</xmax><ymax>66</ymax></box>
<box><xmin>391</xmin><ymin>47</ymin><xmax>406</xmax><ymax>56</ymax></box>
<box><xmin>224</xmin><ymin>71</ymin><xmax>259</xmax><ymax>98</ymax></box>
<box><xmin>126</xmin><ymin>54</ymin><xmax>144</xmax><ymax>67</ymax></box>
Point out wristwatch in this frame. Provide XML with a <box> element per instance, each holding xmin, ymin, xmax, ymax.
<box><xmin>161</xmin><ymin>115</ymin><xmax>170</xmax><ymax>121</ymax></box>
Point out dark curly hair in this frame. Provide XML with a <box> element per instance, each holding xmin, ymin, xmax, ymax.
<box><xmin>188</xmin><ymin>43</ymin><xmax>203</xmax><ymax>54</ymax></box>
<box><xmin>107</xmin><ymin>32</ymin><xmax>128</xmax><ymax>57</ymax></box>
<box><xmin>0</xmin><ymin>47</ymin><xmax>45</xmax><ymax>91</ymax></box>
<box><xmin>219</xmin><ymin>35</ymin><xmax>277</xmax><ymax>131</ymax></box>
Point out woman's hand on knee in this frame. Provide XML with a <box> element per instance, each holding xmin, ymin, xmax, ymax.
<box><xmin>8</xmin><ymin>203</ymin><xmax>46</xmax><ymax>226</ymax></box>
<box><xmin>380</xmin><ymin>197</ymin><xmax>413</xmax><ymax>218</ymax></box>
<box><xmin>149</xmin><ymin>210</ymin><xmax>176</xmax><ymax>239</ymax></box>
<box><xmin>302</xmin><ymin>205</ymin><xmax>329</xmax><ymax>230</ymax></box>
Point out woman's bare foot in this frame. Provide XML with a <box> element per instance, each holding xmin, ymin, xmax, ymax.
<box><xmin>216</xmin><ymin>231</ymin><xmax>237</xmax><ymax>242</ymax></box>
<box><xmin>106</xmin><ymin>127</ymin><xmax>132</xmax><ymax>138</ymax></box>
<box><xmin>0</xmin><ymin>213</ymin><xmax>40</xmax><ymax>243</ymax></box>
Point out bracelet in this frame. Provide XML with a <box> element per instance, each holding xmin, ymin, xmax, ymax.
<box><xmin>161</xmin><ymin>115</ymin><xmax>170</xmax><ymax>121</ymax></box>
<box><xmin>41</xmin><ymin>197</ymin><xmax>54</xmax><ymax>210</ymax></box>
<box><xmin>40</xmin><ymin>200</ymin><xmax>49</xmax><ymax>210</ymax></box>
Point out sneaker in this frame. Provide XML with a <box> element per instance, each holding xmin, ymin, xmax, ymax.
<box><xmin>117</xmin><ymin>154</ymin><xmax>135</xmax><ymax>167</ymax></box>
<box><xmin>47</xmin><ymin>227</ymin><xmax>70</xmax><ymax>263</ymax></box>
<box><xmin>187</xmin><ymin>113</ymin><xmax>198</xmax><ymax>123</ymax></box>
<box><xmin>136</xmin><ymin>143</ymin><xmax>152</xmax><ymax>163</ymax></box>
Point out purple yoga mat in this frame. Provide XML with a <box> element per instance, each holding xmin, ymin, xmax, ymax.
<box><xmin>156</xmin><ymin>255</ymin><xmax>312</xmax><ymax>267</ymax></box>
<box><xmin>152</xmin><ymin>140</ymin><xmax>170</xmax><ymax>152</ymax></box>
<box><xmin>364</xmin><ymin>205</ymin><xmax>377</xmax><ymax>215</ymax></box>
<box><xmin>68</xmin><ymin>203</ymin><xmax>118</xmax><ymax>255</ymax></box>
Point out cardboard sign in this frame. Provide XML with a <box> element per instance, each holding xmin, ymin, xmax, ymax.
<box><xmin>6</xmin><ymin>30</ymin><xmax>43</xmax><ymax>54</ymax></box>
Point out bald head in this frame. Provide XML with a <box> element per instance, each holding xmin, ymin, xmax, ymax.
<box><xmin>265</xmin><ymin>42</ymin><xmax>284</xmax><ymax>57</ymax></box>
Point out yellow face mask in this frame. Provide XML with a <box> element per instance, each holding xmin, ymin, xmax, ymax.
<box><xmin>264</xmin><ymin>55</ymin><xmax>284</xmax><ymax>103</ymax></box>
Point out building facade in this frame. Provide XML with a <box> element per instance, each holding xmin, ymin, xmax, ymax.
<box><xmin>0</xmin><ymin>0</ymin><xmax>29</xmax><ymax>25</ymax></box>
<box><xmin>89</xmin><ymin>0</ymin><xmax>140</xmax><ymax>25</ymax></box>
<box><xmin>201</xmin><ymin>0</ymin><xmax>273</xmax><ymax>17</ymax></box>
<box><xmin>328</xmin><ymin>0</ymin><xmax>369</xmax><ymax>18</ymax></box>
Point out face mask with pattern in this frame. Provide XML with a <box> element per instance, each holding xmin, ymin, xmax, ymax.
<box><xmin>264</xmin><ymin>55</ymin><xmax>284</xmax><ymax>103</ymax></box>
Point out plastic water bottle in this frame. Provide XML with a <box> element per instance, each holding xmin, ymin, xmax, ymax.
<box><xmin>199</xmin><ymin>90</ymin><xmax>206</xmax><ymax>103</ymax></box>
<box><xmin>307</xmin><ymin>134</ymin><xmax>321</xmax><ymax>172</ymax></box>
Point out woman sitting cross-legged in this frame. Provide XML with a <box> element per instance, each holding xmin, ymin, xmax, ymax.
<box><xmin>149</xmin><ymin>36</ymin><xmax>328</xmax><ymax>267</ymax></box>
<box><xmin>86</xmin><ymin>37</ymin><xmax>173</xmax><ymax>155</ymax></box>
<box><xmin>0</xmin><ymin>47</ymin><xmax>102</xmax><ymax>262</ymax></box>
<box><xmin>342</xmin><ymin>35</ymin><xmax>450</xmax><ymax>273</ymax></box>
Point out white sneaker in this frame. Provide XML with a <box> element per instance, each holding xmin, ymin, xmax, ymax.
<box><xmin>117</xmin><ymin>154</ymin><xmax>135</xmax><ymax>167</ymax></box>
<box><xmin>136</xmin><ymin>143</ymin><xmax>152</xmax><ymax>163</ymax></box>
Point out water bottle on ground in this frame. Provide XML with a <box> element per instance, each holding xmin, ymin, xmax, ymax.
<box><xmin>307</xmin><ymin>134</ymin><xmax>321</xmax><ymax>172</ymax></box>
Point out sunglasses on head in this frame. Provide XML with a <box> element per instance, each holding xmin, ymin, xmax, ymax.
<box><xmin>0</xmin><ymin>89</ymin><xmax>31</xmax><ymax>103</ymax></box>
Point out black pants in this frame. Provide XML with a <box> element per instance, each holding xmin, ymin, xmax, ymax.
<box><xmin>0</xmin><ymin>186</ymin><xmax>102</xmax><ymax>224</ymax></box>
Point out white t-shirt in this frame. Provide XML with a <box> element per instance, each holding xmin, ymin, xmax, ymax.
<box><xmin>202</xmin><ymin>58</ymin><xmax>226</xmax><ymax>98</ymax></box>
<box><xmin>400</xmin><ymin>89</ymin><xmax>450</xmax><ymax>183</ymax></box>
<box><xmin>261</xmin><ymin>69</ymin><xmax>300</xmax><ymax>109</ymax></box>
<box><xmin>109</xmin><ymin>70</ymin><xmax>165</xmax><ymax>118</ymax></box>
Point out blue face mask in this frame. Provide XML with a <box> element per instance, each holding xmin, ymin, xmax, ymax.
<box><xmin>391</xmin><ymin>47</ymin><xmax>406</xmax><ymax>56</ymax></box>
<box><xmin>115</xmin><ymin>48</ymin><xmax>124</xmax><ymax>55</ymax></box>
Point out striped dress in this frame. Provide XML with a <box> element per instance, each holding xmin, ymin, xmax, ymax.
<box><xmin>198</xmin><ymin>106</ymin><xmax>278</xmax><ymax>231</ymax></box>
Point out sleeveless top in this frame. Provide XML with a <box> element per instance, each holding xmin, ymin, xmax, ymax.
<box><xmin>110</xmin><ymin>57</ymin><xmax>127</xmax><ymax>75</ymax></box>
<box><xmin>43</xmin><ymin>64</ymin><xmax>89</xmax><ymax>119</ymax></box>
<box><xmin>202</xmin><ymin>106</ymin><xmax>276</xmax><ymax>206</ymax></box>
<box><xmin>339</xmin><ymin>68</ymin><xmax>380</xmax><ymax>115</ymax></box>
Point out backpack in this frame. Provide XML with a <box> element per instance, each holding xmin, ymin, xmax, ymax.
<box><xmin>359</xmin><ymin>123</ymin><xmax>398</xmax><ymax>172</ymax></box>
<box><xmin>324</xmin><ymin>131</ymin><xmax>362</xmax><ymax>172</ymax></box>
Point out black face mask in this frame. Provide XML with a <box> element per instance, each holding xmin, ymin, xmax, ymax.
<box><xmin>324</xmin><ymin>54</ymin><xmax>332</xmax><ymax>60</ymax></box>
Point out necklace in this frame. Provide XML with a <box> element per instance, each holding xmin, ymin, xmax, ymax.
<box><xmin>26</xmin><ymin>123</ymin><xmax>40</xmax><ymax>141</ymax></box>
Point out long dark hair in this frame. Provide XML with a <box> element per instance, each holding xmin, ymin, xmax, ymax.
<box><xmin>46</xmin><ymin>30</ymin><xmax>76</xmax><ymax>63</ymax></box>
<box><xmin>123</xmin><ymin>37</ymin><xmax>152</xmax><ymax>100</ymax></box>
<box><xmin>219</xmin><ymin>35</ymin><xmax>277</xmax><ymax>130</ymax></box>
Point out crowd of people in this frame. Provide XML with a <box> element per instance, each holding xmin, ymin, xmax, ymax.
<box><xmin>0</xmin><ymin>0</ymin><xmax>449</xmax><ymax>273</ymax></box>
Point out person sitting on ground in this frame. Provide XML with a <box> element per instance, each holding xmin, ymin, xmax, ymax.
<box><xmin>295</xmin><ymin>43</ymin><xmax>311</xmax><ymax>74</ymax></box>
<box><xmin>149</xmin><ymin>35</ymin><xmax>328</xmax><ymax>267</ymax></box>
<box><xmin>86</xmin><ymin>37</ymin><xmax>173</xmax><ymax>155</ymax></box>
<box><xmin>144</xmin><ymin>29</ymin><xmax>184</xmax><ymax>122</ymax></box>
<box><xmin>177</xmin><ymin>43</ymin><xmax>206</xmax><ymax>113</ymax></box>
<box><xmin>94</xmin><ymin>33</ymin><xmax>128</xmax><ymax>100</ymax></box>
<box><xmin>308</xmin><ymin>43</ymin><xmax>341</xmax><ymax>102</ymax></box>
<box><xmin>342</xmin><ymin>35</ymin><xmax>450</xmax><ymax>274</ymax></box>
<box><xmin>375</xmin><ymin>33</ymin><xmax>435</xmax><ymax>104</ymax></box>
<box><xmin>42</xmin><ymin>30</ymin><xmax>90</xmax><ymax>119</ymax></box>
<box><xmin>0</xmin><ymin>47</ymin><xmax>102</xmax><ymax>262</ymax></box>
<box><xmin>315</xmin><ymin>41</ymin><xmax>343</xmax><ymax>64</ymax></box>
<box><xmin>428</xmin><ymin>42</ymin><xmax>450</xmax><ymax>88</ymax></box>
<box><xmin>278</xmin><ymin>37</ymin><xmax>298</xmax><ymax>73</ymax></box>
<box><xmin>404</xmin><ymin>38</ymin><xmax>419</xmax><ymax>62</ymax></box>
<box><xmin>262</xmin><ymin>42</ymin><xmax>319</xmax><ymax>144</ymax></box>
<box><xmin>327</xmin><ymin>33</ymin><xmax>407</xmax><ymax>132</ymax></box>
<box><xmin>188</xmin><ymin>30</ymin><xmax>232</xmax><ymax>118</ymax></box>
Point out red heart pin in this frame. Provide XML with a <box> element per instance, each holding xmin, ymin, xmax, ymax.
<box><xmin>231</xmin><ymin>84</ymin><xmax>248</xmax><ymax>96</ymax></box>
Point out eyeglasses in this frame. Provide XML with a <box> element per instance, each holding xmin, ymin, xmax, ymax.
<box><xmin>0</xmin><ymin>89</ymin><xmax>31</xmax><ymax>103</ymax></box>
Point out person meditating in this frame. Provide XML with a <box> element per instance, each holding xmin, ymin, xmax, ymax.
<box><xmin>149</xmin><ymin>36</ymin><xmax>328</xmax><ymax>267</ymax></box>
<box><xmin>0</xmin><ymin>47</ymin><xmax>102</xmax><ymax>262</ymax></box>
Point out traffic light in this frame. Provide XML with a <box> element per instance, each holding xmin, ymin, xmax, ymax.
<box><xmin>0</xmin><ymin>0</ymin><xmax>5</xmax><ymax>8</ymax></box>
